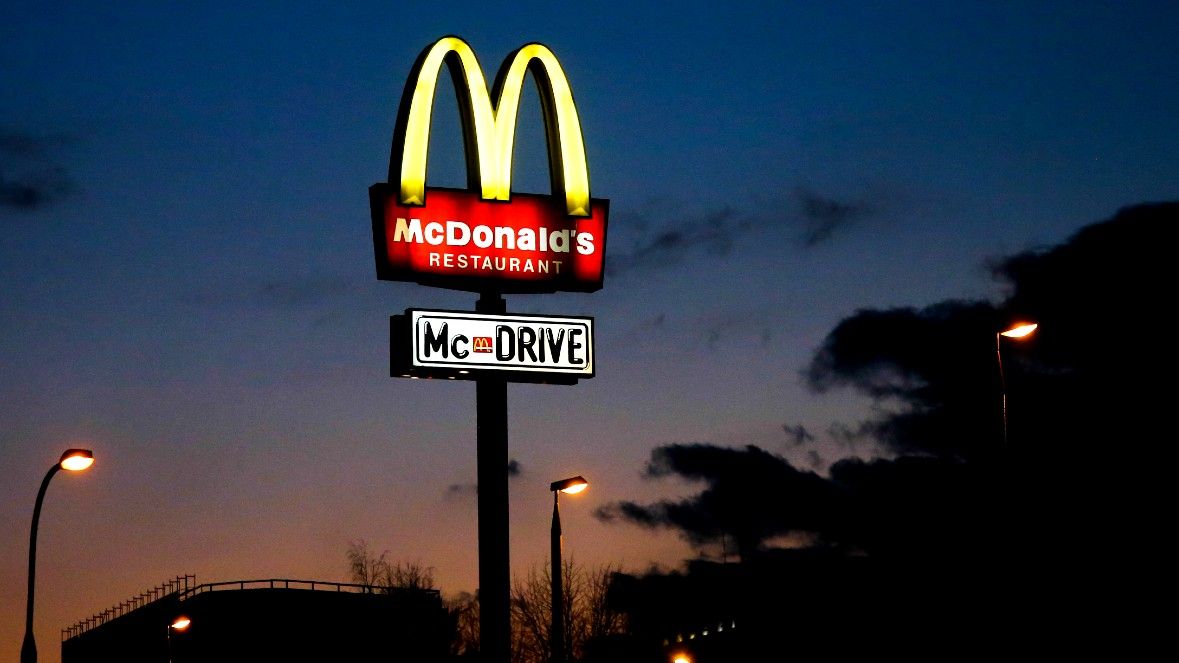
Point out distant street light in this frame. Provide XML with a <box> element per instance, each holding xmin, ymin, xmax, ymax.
<box><xmin>997</xmin><ymin>322</ymin><xmax>1038</xmax><ymax>445</ymax></box>
<box><xmin>21</xmin><ymin>449</ymin><xmax>95</xmax><ymax>663</ymax></box>
<box><xmin>168</xmin><ymin>616</ymin><xmax>191</xmax><ymax>663</ymax></box>
<box><xmin>549</xmin><ymin>476</ymin><xmax>588</xmax><ymax>663</ymax></box>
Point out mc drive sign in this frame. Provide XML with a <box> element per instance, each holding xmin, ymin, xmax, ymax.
<box><xmin>394</xmin><ymin>309</ymin><xmax>594</xmax><ymax>382</ymax></box>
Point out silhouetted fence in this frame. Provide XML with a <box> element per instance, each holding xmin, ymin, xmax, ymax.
<box><xmin>61</xmin><ymin>574</ymin><xmax>195</xmax><ymax>640</ymax></box>
<box><xmin>176</xmin><ymin>578</ymin><xmax>440</xmax><ymax>600</ymax></box>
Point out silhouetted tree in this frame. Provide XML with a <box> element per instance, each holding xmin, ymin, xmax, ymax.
<box><xmin>345</xmin><ymin>543</ymin><xmax>624</xmax><ymax>660</ymax></box>
<box><xmin>510</xmin><ymin>560</ymin><xmax>625</xmax><ymax>663</ymax></box>
<box><xmin>346</xmin><ymin>539</ymin><xmax>437</xmax><ymax>591</ymax></box>
<box><xmin>444</xmin><ymin>591</ymin><xmax>480</xmax><ymax>659</ymax></box>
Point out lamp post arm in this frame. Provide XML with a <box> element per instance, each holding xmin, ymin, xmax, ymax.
<box><xmin>22</xmin><ymin>463</ymin><xmax>61</xmax><ymax>663</ymax></box>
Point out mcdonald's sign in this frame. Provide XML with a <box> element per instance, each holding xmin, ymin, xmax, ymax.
<box><xmin>371</xmin><ymin>36</ymin><xmax>609</xmax><ymax>293</ymax></box>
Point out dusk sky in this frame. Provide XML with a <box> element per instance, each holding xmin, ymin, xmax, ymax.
<box><xmin>3</xmin><ymin>2</ymin><xmax>1177</xmax><ymax>660</ymax></box>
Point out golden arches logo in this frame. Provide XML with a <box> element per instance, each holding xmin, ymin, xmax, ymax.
<box><xmin>391</xmin><ymin>36</ymin><xmax>591</xmax><ymax>217</ymax></box>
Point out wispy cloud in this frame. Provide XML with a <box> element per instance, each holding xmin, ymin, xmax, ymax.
<box><xmin>782</xmin><ymin>423</ymin><xmax>816</xmax><ymax>447</ymax></box>
<box><xmin>607</xmin><ymin>185</ymin><xmax>888</xmax><ymax>274</ymax></box>
<box><xmin>180</xmin><ymin>278</ymin><xmax>358</xmax><ymax>309</ymax></box>
<box><xmin>444</xmin><ymin>459</ymin><xmax>522</xmax><ymax>500</ymax></box>
<box><xmin>0</xmin><ymin>129</ymin><xmax>75</xmax><ymax>211</ymax></box>
<box><xmin>792</xmin><ymin>186</ymin><xmax>873</xmax><ymax>247</ymax></box>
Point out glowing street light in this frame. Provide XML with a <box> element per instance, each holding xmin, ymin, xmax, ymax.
<box><xmin>551</xmin><ymin>476</ymin><xmax>588</xmax><ymax>495</ymax></box>
<box><xmin>549</xmin><ymin>475</ymin><xmax>588</xmax><ymax>663</ymax></box>
<box><xmin>1000</xmin><ymin>323</ymin><xmax>1038</xmax><ymax>339</ymax></box>
<box><xmin>21</xmin><ymin>449</ymin><xmax>95</xmax><ymax>663</ymax></box>
<box><xmin>168</xmin><ymin>616</ymin><xmax>191</xmax><ymax>663</ymax></box>
<box><xmin>997</xmin><ymin>322</ymin><xmax>1038</xmax><ymax>445</ymax></box>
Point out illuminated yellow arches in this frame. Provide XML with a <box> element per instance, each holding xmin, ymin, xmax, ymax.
<box><xmin>393</xmin><ymin>36</ymin><xmax>592</xmax><ymax>217</ymax></box>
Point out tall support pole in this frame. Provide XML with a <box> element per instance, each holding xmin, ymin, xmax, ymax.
<box><xmin>550</xmin><ymin>492</ymin><xmax>565</xmax><ymax>663</ymax></box>
<box><xmin>22</xmin><ymin>464</ymin><xmax>62</xmax><ymax>663</ymax></box>
<box><xmin>997</xmin><ymin>332</ymin><xmax>1008</xmax><ymax>447</ymax></box>
<box><xmin>477</xmin><ymin>291</ymin><xmax>510</xmax><ymax>663</ymax></box>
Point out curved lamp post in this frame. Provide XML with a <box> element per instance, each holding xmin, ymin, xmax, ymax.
<box><xmin>997</xmin><ymin>323</ymin><xmax>1038</xmax><ymax>445</ymax></box>
<box><xmin>21</xmin><ymin>449</ymin><xmax>95</xmax><ymax>663</ymax></box>
<box><xmin>549</xmin><ymin>476</ymin><xmax>588</xmax><ymax>663</ymax></box>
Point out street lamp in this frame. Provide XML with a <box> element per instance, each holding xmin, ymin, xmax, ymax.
<box><xmin>21</xmin><ymin>449</ymin><xmax>95</xmax><ymax>663</ymax></box>
<box><xmin>997</xmin><ymin>322</ymin><xmax>1038</xmax><ymax>445</ymax></box>
<box><xmin>168</xmin><ymin>616</ymin><xmax>191</xmax><ymax>663</ymax></box>
<box><xmin>549</xmin><ymin>476</ymin><xmax>588</xmax><ymax>663</ymax></box>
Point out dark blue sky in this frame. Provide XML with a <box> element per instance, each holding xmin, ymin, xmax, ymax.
<box><xmin>3</xmin><ymin>2</ymin><xmax>1176</xmax><ymax>658</ymax></box>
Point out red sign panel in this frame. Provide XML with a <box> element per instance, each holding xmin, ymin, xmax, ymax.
<box><xmin>370</xmin><ymin>185</ymin><xmax>609</xmax><ymax>293</ymax></box>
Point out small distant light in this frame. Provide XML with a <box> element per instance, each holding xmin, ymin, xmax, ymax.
<box><xmin>672</xmin><ymin>654</ymin><xmax>692</xmax><ymax>663</ymax></box>
<box><xmin>458</xmin><ymin>370</ymin><xmax>470</xmax><ymax>374</ymax></box>
<box><xmin>702</xmin><ymin>630</ymin><xmax>709</xmax><ymax>636</ymax></box>
<box><xmin>675</xmin><ymin>634</ymin><xmax>683</xmax><ymax>643</ymax></box>
<box><xmin>688</xmin><ymin>633</ymin><xmax>696</xmax><ymax>640</ymax></box>
<box><xmin>171</xmin><ymin>616</ymin><xmax>191</xmax><ymax>631</ymax></box>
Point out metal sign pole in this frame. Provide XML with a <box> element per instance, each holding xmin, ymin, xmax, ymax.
<box><xmin>476</xmin><ymin>291</ymin><xmax>510</xmax><ymax>663</ymax></box>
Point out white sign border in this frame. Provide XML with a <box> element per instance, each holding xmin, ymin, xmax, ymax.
<box><xmin>409</xmin><ymin>309</ymin><xmax>594</xmax><ymax>378</ymax></box>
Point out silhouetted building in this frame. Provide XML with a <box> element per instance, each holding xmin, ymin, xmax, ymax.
<box><xmin>62</xmin><ymin>577</ymin><xmax>451</xmax><ymax>662</ymax></box>
<box><xmin>604</xmin><ymin>549</ymin><xmax>1005</xmax><ymax>661</ymax></box>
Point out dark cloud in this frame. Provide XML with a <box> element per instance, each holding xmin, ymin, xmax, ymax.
<box><xmin>445</xmin><ymin>483</ymin><xmax>477</xmax><ymax>499</ymax></box>
<box><xmin>0</xmin><ymin>129</ymin><xmax>74</xmax><ymax>210</ymax></box>
<box><xmin>805</xmin><ymin>449</ymin><xmax>823</xmax><ymax>470</ymax></box>
<box><xmin>691</xmin><ymin>310</ymin><xmax>775</xmax><ymax>351</ymax></box>
<box><xmin>443</xmin><ymin>459</ymin><xmax>522</xmax><ymax>499</ymax></box>
<box><xmin>0</xmin><ymin>130</ymin><xmax>53</xmax><ymax>157</ymax></box>
<box><xmin>782</xmin><ymin>423</ymin><xmax>815</xmax><ymax>447</ymax></box>
<box><xmin>255</xmin><ymin>279</ymin><xmax>355</xmax><ymax>307</ymax></box>
<box><xmin>791</xmin><ymin>186</ymin><xmax>873</xmax><ymax>247</ymax></box>
<box><xmin>180</xmin><ymin>278</ymin><xmax>357</xmax><ymax>309</ymax></box>
<box><xmin>607</xmin><ymin>186</ymin><xmax>885</xmax><ymax>274</ymax></box>
<box><xmin>596</xmin><ymin>443</ymin><xmax>983</xmax><ymax>561</ymax></box>
<box><xmin>608</xmin><ymin>207</ymin><xmax>749</xmax><ymax>274</ymax></box>
<box><xmin>804</xmin><ymin>202</ymin><xmax>1177</xmax><ymax>461</ymax></box>
<box><xmin>804</xmin><ymin>300</ymin><xmax>1003</xmax><ymax>459</ymax></box>
<box><xmin>600</xmin><ymin>202</ymin><xmax>1177</xmax><ymax>613</ymax></box>
<box><xmin>795</xmin><ymin>201</ymin><xmax>1176</xmax><ymax>602</ymax></box>
<box><xmin>602</xmin><ymin>204</ymin><xmax>1176</xmax><ymax>645</ymax></box>
<box><xmin>825</xmin><ymin>421</ymin><xmax>874</xmax><ymax>452</ymax></box>
<box><xmin>1</xmin><ymin>168</ymin><xmax>72</xmax><ymax>209</ymax></box>
<box><xmin>595</xmin><ymin>444</ymin><xmax>841</xmax><ymax>558</ymax></box>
